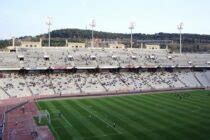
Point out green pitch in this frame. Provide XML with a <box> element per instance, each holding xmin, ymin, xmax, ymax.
<box><xmin>36</xmin><ymin>90</ymin><xmax>210</xmax><ymax>140</ymax></box>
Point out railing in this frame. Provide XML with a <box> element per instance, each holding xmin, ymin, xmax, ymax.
<box><xmin>5</xmin><ymin>100</ymin><xmax>29</xmax><ymax>114</ymax></box>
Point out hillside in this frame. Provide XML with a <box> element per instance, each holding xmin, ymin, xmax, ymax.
<box><xmin>46</xmin><ymin>28</ymin><xmax>210</xmax><ymax>43</ymax></box>
<box><xmin>1</xmin><ymin>28</ymin><xmax>210</xmax><ymax>52</ymax></box>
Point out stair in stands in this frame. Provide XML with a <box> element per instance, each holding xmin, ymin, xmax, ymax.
<box><xmin>48</xmin><ymin>74</ymin><xmax>57</xmax><ymax>95</ymax></box>
<box><xmin>118</xmin><ymin>74</ymin><xmax>129</xmax><ymax>88</ymax></box>
<box><xmin>137</xmin><ymin>74</ymin><xmax>154</xmax><ymax>89</ymax></box>
<box><xmin>96</xmin><ymin>75</ymin><xmax>108</xmax><ymax>92</ymax></box>
<box><xmin>193</xmin><ymin>73</ymin><xmax>204</xmax><ymax>87</ymax></box>
<box><xmin>0</xmin><ymin>87</ymin><xmax>11</xmax><ymax>98</ymax></box>
<box><xmin>73</xmin><ymin>75</ymin><xmax>83</xmax><ymax>93</ymax></box>
<box><xmin>23</xmin><ymin>75</ymin><xmax>34</xmax><ymax>96</ymax></box>
<box><xmin>176</xmin><ymin>76</ymin><xmax>188</xmax><ymax>88</ymax></box>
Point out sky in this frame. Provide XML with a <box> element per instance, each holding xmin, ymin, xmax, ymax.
<box><xmin>0</xmin><ymin>0</ymin><xmax>210</xmax><ymax>39</ymax></box>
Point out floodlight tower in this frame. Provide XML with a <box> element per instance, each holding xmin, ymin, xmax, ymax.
<box><xmin>46</xmin><ymin>17</ymin><xmax>53</xmax><ymax>47</ymax></box>
<box><xmin>12</xmin><ymin>37</ymin><xmax>15</xmax><ymax>47</ymax></box>
<box><xmin>12</xmin><ymin>37</ymin><xmax>16</xmax><ymax>52</ymax></box>
<box><xmin>129</xmin><ymin>22</ymin><xmax>135</xmax><ymax>48</ymax></box>
<box><xmin>177</xmin><ymin>22</ymin><xmax>184</xmax><ymax>54</ymax></box>
<box><xmin>90</xmin><ymin>19</ymin><xmax>96</xmax><ymax>48</ymax></box>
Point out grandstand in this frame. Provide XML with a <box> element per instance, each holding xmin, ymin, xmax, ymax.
<box><xmin>0</xmin><ymin>47</ymin><xmax>209</xmax><ymax>100</ymax></box>
<box><xmin>1</xmin><ymin>47</ymin><xmax>210</xmax><ymax>70</ymax></box>
<box><xmin>1</xmin><ymin>70</ymin><xmax>210</xmax><ymax>100</ymax></box>
<box><xmin>0</xmin><ymin>46</ymin><xmax>210</xmax><ymax>140</ymax></box>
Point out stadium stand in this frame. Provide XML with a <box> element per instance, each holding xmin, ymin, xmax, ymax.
<box><xmin>0</xmin><ymin>47</ymin><xmax>209</xmax><ymax>100</ymax></box>
<box><xmin>24</xmin><ymin>74</ymin><xmax>54</xmax><ymax>96</ymax></box>
<box><xmin>194</xmin><ymin>72</ymin><xmax>210</xmax><ymax>87</ymax></box>
<box><xmin>175</xmin><ymin>70</ymin><xmax>201</xmax><ymax>88</ymax></box>
<box><xmin>0</xmin><ymin>70</ymin><xmax>209</xmax><ymax>100</ymax></box>
<box><xmin>0</xmin><ymin>52</ymin><xmax>20</xmax><ymax>69</ymax></box>
<box><xmin>50</xmin><ymin>73</ymin><xmax>81</xmax><ymax>95</ymax></box>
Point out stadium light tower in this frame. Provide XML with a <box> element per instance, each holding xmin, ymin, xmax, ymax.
<box><xmin>129</xmin><ymin>22</ymin><xmax>135</xmax><ymax>48</ymax></box>
<box><xmin>12</xmin><ymin>37</ymin><xmax>16</xmax><ymax>52</ymax></box>
<box><xmin>90</xmin><ymin>19</ymin><xmax>96</xmax><ymax>48</ymax></box>
<box><xmin>46</xmin><ymin>17</ymin><xmax>53</xmax><ymax>47</ymax></box>
<box><xmin>12</xmin><ymin>37</ymin><xmax>15</xmax><ymax>47</ymax></box>
<box><xmin>177</xmin><ymin>22</ymin><xmax>184</xmax><ymax>54</ymax></box>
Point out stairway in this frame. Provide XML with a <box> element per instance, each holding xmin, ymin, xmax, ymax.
<box><xmin>96</xmin><ymin>75</ymin><xmax>108</xmax><ymax>92</ymax></box>
<box><xmin>118</xmin><ymin>74</ymin><xmax>129</xmax><ymax>88</ymax></box>
<box><xmin>0</xmin><ymin>87</ymin><xmax>11</xmax><ymax>97</ymax></box>
<box><xmin>23</xmin><ymin>75</ymin><xmax>34</xmax><ymax>96</ymax></box>
<box><xmin>137</xmin><ymin>74</ymin><xmax>153</xmax><ymax>89</ymax></box>
<box><xmin>73</xmin><ymin>75</ymin><xmax>83</xmax><ymax>93</ymax></box>
<box><xmin>176</xmin><ymin>76</ymin><xmax>188</xmax><ymax>87</ymax></box>
<box><xmin>47</xmin><ymin>74</ymin><xmax>57</xmax><ymax>95</ymax></box>
<box><xmin>193</xmin><ymin>73</ymin><xmax>204</xmax><ymax>87</ymax></box>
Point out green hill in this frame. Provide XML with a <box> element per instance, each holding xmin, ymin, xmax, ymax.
<box><xmin>1</xmin><ymin>28</ymin><xmax>210</xmax><ymax>52</ymax></box>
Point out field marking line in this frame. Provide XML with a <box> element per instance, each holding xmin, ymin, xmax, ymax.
<box><xmin>61</xmin><ymin>115</ymin><xmax>73</xmax><ymax>127</ymax></box>
<box><xmin>76</xmin><ymin>102</ymin><xmax>122</xmax><ymax>134</ymax></box>
<box><xmin>36</xmin><ymin>102</ymin><xmax>42</xmax><ymax>109</ymax></box>
<box><xmin>49</xmin><ymin>122</ymin><xmax>62</xmax><ymax>140</ymax></box>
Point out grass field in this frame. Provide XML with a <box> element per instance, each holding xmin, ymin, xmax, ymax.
<box><xmin>36</xmin><ymin>90</ymin><xmax>210</xmax><ymax>140</ymax></box>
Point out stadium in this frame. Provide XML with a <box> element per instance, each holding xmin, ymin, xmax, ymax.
<box><xmin>0</xmin><ymin>38</ymin><xmax>210</xmax><ymax>140</ymax></box>
<box><xmin>1</xmin><ymin>1</ymin><xmax>210</xmax><ymax>137</ymax></box>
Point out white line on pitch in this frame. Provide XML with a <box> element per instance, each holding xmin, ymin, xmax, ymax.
<box><xmin>76</xmin><ymin>102</ymin><xmax>122</xmax><ymax>134</ymax></box>
<box><xmin>61</xmin><ymin>115</ymin><xmax>73</xmax><ymax>127</ymax></box>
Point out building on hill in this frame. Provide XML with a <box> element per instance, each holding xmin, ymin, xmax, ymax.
<box><xmin>7</xmin><ymin>38</ymin><xmax>42</xmax><ymax>52</ymax></box>
<box><xmin>145</xmin><ymin>44</ymin><xmax>160</xmax><ymax>50</ymax></box>
<box><xmin>108</xmin><ymin>42</ymin><xmax>125</xmax><ymax>49</ymax></box>
<box><xmin>21</xmin><ymin>39</ymin><xmax>42</xmax><ymax>48</ymax></box>
<box><xmin>66</xmin><ymin>40</ymin><xmax>86</xmax><ymax>48</ymax></box>
<box><xmin>137</xmin><ymin>40</ymin><xmax>171</xmax><ymax>50</ymax></box>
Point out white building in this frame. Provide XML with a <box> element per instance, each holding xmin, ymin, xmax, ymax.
<box><xmin>145</xmin><ymin>44</ymin><xmax>160</xmax><ymax>50</ymax></box>
<box><xmin>66</xmin><ymin>40</ymin><xmax>86</xmax><ymax>48</ymax></box>
<box><xmin>21</xmin><ymin>39</ymin><xmax>42</xmax><ymax>48</ymax></box>
<box><xmin>108</xmin><ymin>43</ymin><xmax>125</xmax><ymax>49</ymax></box>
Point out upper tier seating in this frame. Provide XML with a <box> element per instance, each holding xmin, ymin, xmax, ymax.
<box><xmin>1</xmin><ymin>48</ymin><xmax>206</xmax><ymax>69</ymax></box>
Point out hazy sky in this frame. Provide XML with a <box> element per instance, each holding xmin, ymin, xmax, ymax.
<box><xmin>0</xmin><ymin>0</ymin><xmax>210</xmax><ymax>39</ymax></box>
